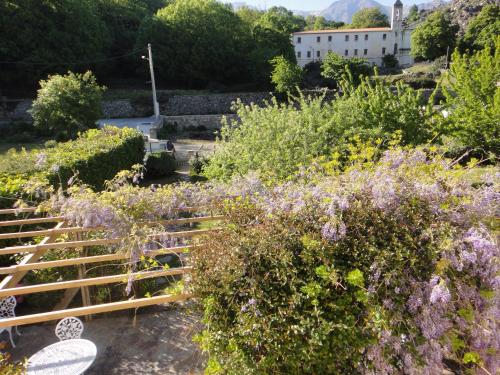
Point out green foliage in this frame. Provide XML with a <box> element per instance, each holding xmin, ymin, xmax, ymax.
<box><xmin>411</xmin><ymin>10</ymin><xmax>459</xmax><ymax>61</ymax></box>
<box><xmin>321</xmin><ymin>51</ymin><xmax>372</xmax><ymax>85</ymax></box>
<box><xmin>136</xmin><ymin>0</ymin><xmax>254</xmax><ymax>86</ymax></box>
<box><xmin>144</xmin><ymin>151</ymin><xmax>176</xmax><ymax>178</ymax></box>
<box><xmin>407</xmin><ymin>4</ymin><xmax>419</xmax><ymax>23</ymax></box>
<box><xmin>0</xmin><ymin>351</ymin><xmax>26</xmax><ymax>375</ymax></box>
<box><xmin>30</xmin><ymin>71</ymin><xmax>106</xmax><ymax>139</ymax></box>
<box><xmin>203</xmin><ymin>78</ymin><xmax>431</xmax><ymax>181</ymax></box>
<box><xmin>270</xmin><ymin>56</ymin><xmax>303</xmax><ymax>93</ymax></box>
<box><xmin>0</xmin><ymin>126</ymin><xmax>145</xmax><ymax>207</ymax></box>
<box><xmin>382</xmin><ymin>54</ymin><xmax>398</xmax><ymax>68</ymax></box>
<box><xmin>351</xmin><ymin>7</ymin><xmax>389</xmax><ymax>28</ymax></box>
<box><xmin>0</xmin><ymin>0</ymin><xmax>109</xmax><ymax>87</ymax></box>
<box><xmin>189</xmin><ymin>153</ymin><xmax>210</xmax><ymax>175</ymax></box>
<box><xmin>461</xmin><ymin>5</ymin><xmax>500</xmax><ymax>53</ymax></box>
<box><xmin>305</xmin><ymin>16</ymin><xmax>344</xmax><ymax>31</ymax></box>
<box><xmin>436</xmin><ymin>39</ymin><xmax>500</xmax><ymax>157</ymax></box>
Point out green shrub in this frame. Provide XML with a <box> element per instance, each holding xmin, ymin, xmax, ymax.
<box><xmin>193</xmin><ymin>149</ymin><xmax>499</xmax><ymax>374</ymax></box>
<box><xmin>145</xmin><ymin>151</ymin><xmax>176</xmax><ymax>178</ymax></box>
<box><xmin>270</xmin><ymin>55</ymin><xmax>303</xmax><ymax>93</ymax></box>
<box><xmin>157</xmin><ymin>122</ymin><xmax>178</xmax><ymax>139</ymax></box>
<box><xmin>0</xmin><ymin>126</ymin><xmax>145</xmax><ymax>207</ymax></box>
<box><xmin>189</xmin><ymin>153</ymin><xmax>210</xmax><ymax>175</ymax></box>
<box><xmin>321</xmin><ymin>51</ymin><xmax>372</xmax><ymax>86</ymax></box>
<box><xmin>436</xmin><ymin>38</ymin><xmax>500</xmax><ymax>157</ymax></box>
<box><xmin>30</xmin><ymin>71</ymin><xmax>105</xmax><ymax>139</ymax></box>
<box><xmin>204</xmin><ymin>78</ymin><xmax>431</xmax><ymax>181</ymax></box>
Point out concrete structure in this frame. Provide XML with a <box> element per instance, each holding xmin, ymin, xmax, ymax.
<box><xmin>292</xmin><ymin>0</ymin><xmax>414</xmax><ymax>67</ymax></box>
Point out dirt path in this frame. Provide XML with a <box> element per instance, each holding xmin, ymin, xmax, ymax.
<box><xmin>9</xmin><ymin>303</ymin><xmax>205</xmax><ymax>374</ymax></box>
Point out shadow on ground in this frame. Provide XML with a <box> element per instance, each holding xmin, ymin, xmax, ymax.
<box><xmin>9</xmin><ymin>303</ymin><xmax>205</xmax><ymax>374</ymax></box>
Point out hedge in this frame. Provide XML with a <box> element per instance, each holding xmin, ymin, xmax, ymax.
<box><xmin>144</xmin><ymin>151</ymin><xmax>176</xmax><ymax>178</ymax></box>
<box><xmin>0</xmin><ymin>126</ymin><xmax>145</xmax><ymax>207</ymax></box>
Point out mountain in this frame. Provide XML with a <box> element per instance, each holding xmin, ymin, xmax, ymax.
<box><xmin>317</xmin><ymin>0</ymin><xmax>391</xmax><ymax>23</ymax></box>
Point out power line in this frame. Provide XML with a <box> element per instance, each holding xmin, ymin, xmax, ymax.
<box><xmin>0</xmin><ymin>49</ymin><xmax>145</xmax><ymax>66</ymax></box>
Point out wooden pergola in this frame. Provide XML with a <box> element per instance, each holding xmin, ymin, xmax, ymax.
<box><xmin>0</xmin><ymin>206</ymin><xmax>220</xmax><ymax>328</ymax></box>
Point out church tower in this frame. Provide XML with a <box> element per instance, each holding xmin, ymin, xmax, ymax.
<box><xmin>391</xmin><ymin>0</ymin><xmax>403</xmax><ymax>31</ymax></box>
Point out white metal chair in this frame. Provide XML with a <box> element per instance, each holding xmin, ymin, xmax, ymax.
<box><xmin>0</xmin><ymin>296</ymin><xmax>20</xmax><ymax>348</ymax></box>
<box><xmin>55</xmin><ymin>317</ymin><xmax>84</xmax><ymax>341</ymax></box>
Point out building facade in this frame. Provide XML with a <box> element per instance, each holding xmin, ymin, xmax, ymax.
<box><xmin>292</xmin><ymin>1</ymin><xmax>414</xmax><ymax>67</ymax></box>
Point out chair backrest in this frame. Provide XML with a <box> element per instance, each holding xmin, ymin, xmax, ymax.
<box><xmin>0</xmin><ymin>296</ymin><xmax>16</xmax><ymax>319</ymax></box>
<box><xmin>55</xmin><ymin>317</ymin><xmax>84</xmax><ymax>341</ymax></box>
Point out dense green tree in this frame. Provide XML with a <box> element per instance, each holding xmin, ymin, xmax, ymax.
<box><xmin>461</xmin><ymin>5</ymin><xmax>500</xmax><ymax>53</ymax></box>
<box><xmin>321</xmin><ymin>52</ymin><xmax>372</xmax><ymax>86</ymax></box>
<box><xmin>257</xmin><ymin>6</ymin><xmax>306</xmax><ymax>34</ymax></box>
<box><xmin>136</xmin><ymin>0</ymin><xmax>252</xmax><ymax>86</ymax></box>
<box><xmin>305</xmin><ymin>15</ymin><xmax>344</xmax><ymax>31</ymax></box>
<box><xmin>270</xmin><ymin>56</ymin><xmax>303</xmax><ymax>93</ymax></box>
<box><xmin>30</xmin><ymin>71</ymin><xmax>106</xmax><ymax>139</ymax></box>
<box><xmin>0</xmin><ymin>0</ymin><xmax>109</xmax><ymax>89</ymax></box>
<box><xmin>236</xmin><ymin>5</ymin><xmax>263</xmax><ymax>27</ymax></box>
<box><xmin>411</xmin><ymin>10</ymin><xmax>458</xmax><ymax>61</ymax></box>
<box><xmin>407</xmin><ymin>5</ymin><xmax>419</xmax><ymax>23</ymax></box>
<box><xmin>350</xmin><ymin>7</ymin><xmax>389</xmax><ymax>28</ymax></box>
<box><xmin>437</xmin><ymin>38</ymin><xmax>500</xmax><ymax>156</ymax></box>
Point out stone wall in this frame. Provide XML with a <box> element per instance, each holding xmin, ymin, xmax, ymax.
<box><xmin>162</xmin><ymin>114</ymin><xmax>237</xmax><ymax>132</ymax></box>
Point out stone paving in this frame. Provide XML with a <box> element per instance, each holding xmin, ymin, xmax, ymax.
<box><xmin>9</xmin><ymin>303</ymin><xmax>205</xmax><ymax>374</ymax></box>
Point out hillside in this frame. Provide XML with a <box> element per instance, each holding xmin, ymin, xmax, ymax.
<box><xmin>447</xmin><ymin>0</ymin><xmax>498</xmax><ymax>34</ymax></box>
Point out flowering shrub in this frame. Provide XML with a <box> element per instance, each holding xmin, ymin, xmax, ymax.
<box><xmin>0</xmin><ymin>126</ymin><xmax>144</xmax><ymax>207</ymax></box>
<box><xmin>192</xmin><ymin>148</ymin><xmax>499</xmax><ymax>374</ymax></box>
<box><xmin>204</xmin><ymin>78</ymin><xmax>431</xmax><ymax>181</ymax></box>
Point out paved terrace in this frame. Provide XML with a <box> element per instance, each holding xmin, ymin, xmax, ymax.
<box><xmin>9</xmin><ymin>303</ymin><xmax>204</xmax><ymax>374</ymax></box>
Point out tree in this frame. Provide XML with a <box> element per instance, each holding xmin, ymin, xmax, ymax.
<box><xmin>257</xmin><ymin>6</ymin><xmax>306</xmax><ymax>34</ymax></box>
<box><xmin>30</xmin><ymin>71</ymin><xmax>106</xmax><ymax>139</ymax></box>
<box><xmin>407</xmin><ymin>5</ymin><xmax>419</xmax><ymax>23</ymax></box>
<box><xmin>305</xmin><ymin>15</ymin><xmax>344</xmax><ymax>31</ymax></box>
<box><xmin>437</xmin><ymin>37</ymin><xmax>500</xmax><ymax>156</ymax></box>
<box><xmin>411</xmin><ymin>10</ymin><xmax>458</xmax><ymax>61</ymax></box>
<box><xmin>0</xmin><ymin>0</ymin><xmax>109</xmax><ymax>89</ymax></box>
<box><xmin>382</xmin><ymin>54</ymin><xmax>398</xmax><ymax>68</ymax></box>
<box><xmin>461</xmin><ymin>5</ymin><xmax>500</xmax><ymax>53</ymax></box>
<box><xmin>350</xmin><ymin>7</ymin><xmax>389</xmax><ymax>28</ymax></box>
<box><xmin>321</xmin><ymin>52</ymin><xmax>372</xmax><ymax>86</ymax></box>
<box><xmin>270</xmin><ymin>56</ymin><xmax>303</xmax><ymax>93</ymax></box>
<box><xmin>135</xmin><ymin>0</ymin><xmax>252</xmax><ymax>86</ymax></box>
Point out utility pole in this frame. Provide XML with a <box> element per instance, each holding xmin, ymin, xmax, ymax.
<box><xmin>142</xmin><ymin>44</ymin><xmax>160</xmax><ymax>121</ymax></box>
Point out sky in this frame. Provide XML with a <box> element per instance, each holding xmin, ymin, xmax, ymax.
<box><xmin>222</xmin><ymin>0</ymin><xmax>423</xmax><ymax>11</ymax></box>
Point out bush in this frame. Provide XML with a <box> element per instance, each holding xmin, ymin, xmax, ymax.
<box><xmin>0</xmin><ymin>126</ymin><xmax>145</xmax><ymax>207</ymax></box>
<box><xmin>30</xmin><ymin>71</ymin><xmax>106</xmax><ymax>139</ymax></box>
<box><xmin>321</xmin><ymin>52</ymin><xmax>372</xmax><ymax>86</ymax></box>
<box><xmin>203</xmin><ymin>78</ymin><xmax>431</xmax><ymax>181</ymax></box>
<box><xmin>382</xmin><ymin>53</ymin><xmax>398</xmax><ymax>68</ymax></box>
<box><xmin>189</xmin><ymin>153</ymin><xmax>210</xmax><ymax>175</ymax></box>
<box><xmin>193</xmin><ymin>149</ymin><xmax>499</xmax><ymax>374</ymax></box>
<box><xmin>157</xmin><ymin>121</ymin><xmax>178</xmax><ymax>139</ymax></box>
<box><xmin>270</xmin><ymin>56</ymin><xmax>303</xmax><ymax>94</ymax></box>
<box><xmin>436</xmin><ymin>38</ymin><xmax>500</xmax><ymax>157</ymax></box>
<box><xmin>145</xmin><ymin>151</ymin><xmax>176</xmax><ymax>178</ymax></box>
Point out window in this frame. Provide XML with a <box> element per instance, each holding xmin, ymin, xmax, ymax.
<box><xmin>317</xmin><ymin>50</ymin><xmax>320</xmax><ymax>58</ymax></box>
<box><xmin>383</xmin><ymin>34</ymin><xmax>387</xmax><ymax>40</ymax></box>
<box><xmin>297</xmin><ymin>51</ymin><xmax>301</xmax><ymax>58</ymax></box>
<box><xmin>354</xmin><ymin>49</ymin><xmax>358</xmax><ymax>56</ymax></box>
<box><xmin>364</xmin><ymin>48</ymin><xmax>368</xmax><ymax>55</ymax></box>
<box><xmin>317</xmin><ymin>36</ymin><xmax>321</xmax><ymax>43</ymax></box>
<box><xmin>355</xmin><ymin>35</ymin><xmax>358</xmax><ymax>41</ymax></box>
<box><xmin>394</xmin><ymin>43</ymin><xmax>398</xmax><ymax>55</ymax></box>
<box><xmin>297</xmin><ymin>37</ymin><xmax>301</xmax><ymax>44</ymax></box>
<box><xmin>365</xmin><ymin>34</ymin><xmax>368</xmax><ymax>41</ymax></box>
<box><xmin>307</xmin><ymin>51</ymin><xmax>311</xmax><ymax>58</ymax></box>
<box><xmin>344</xmin><ymin>49</ymin><xmax>348</xmax><ymax>56</ymax></box>
<box><xmin>328</xmin><ymin>35</ymin><xmax>332</xmax><ymax>42</ymax></box>
<box><xmin>345</xmin><ymin>35</ymin><xmax>349</xmax><ymax>41</ymax></box>
<box><xmin>382</xmin><ymin>47</ymin><xmax>386</xmax><ymax>55</ymax></box>
<box><xmin>395</xmin><ymin>31</ymin><xmax>398</xmax><ymax>37</ymax></box>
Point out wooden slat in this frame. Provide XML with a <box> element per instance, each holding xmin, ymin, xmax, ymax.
<box><xmin>0</xmin><ymin>293</ymin><xmax>193</xmax><ymax>328</ymax></box>
<box><xmin>0</xmin><ymin>215</ymin><xmax>224</xmax><ymax>240</ymax></box>
<box><xmin>0</xmin><ymin>216</ymin><xmax>64</xmax><ymax>227</ymax></box>
<box><xmin>0</xmin><ymin>267</ymin><xmax>192</xmax><ymax>297</ymax></box>
<box><xmin>0</xmin><ymin>222</ymin><xmax>65</xmax><ymax>290</ymax></box>
<box><xmin>0</xmin><ymin>207</ymin><xmax>38</xmax><ymax>215</ymax></box>
<box><xmin>0</xmin><ymin>246</ymin><xmax>194</xmax><ymax>275</ymax></box>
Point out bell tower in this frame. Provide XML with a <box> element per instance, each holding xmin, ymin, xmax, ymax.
<box><xmin>391</xmin><ymin>0</ymin><xmax>403</xmax><ymax>31</ymax></box>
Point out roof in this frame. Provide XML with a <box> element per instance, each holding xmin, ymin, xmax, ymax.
<box><xmin>394</xmin><ymin>0</ymin><xmax>403</xmax><ymax>6</ymax></box>
<box><xmin>293</xmin><ymin>27</ymin><xmax>392</xmax><ymax>35</ymax></box>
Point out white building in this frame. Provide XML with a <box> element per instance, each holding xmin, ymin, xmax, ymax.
<box><xmin>292</xmin><ymin>0</ymin><xmax>414</xmax><ymax>68</ymax></box>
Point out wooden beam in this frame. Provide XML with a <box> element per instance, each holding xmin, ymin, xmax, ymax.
<box><xmin>0</xmin><ymin>216</ymin><xmax>64</xmax><ymax>227</ymax></box>
<box><xmin>0</xmin><ymin>293</ymin><xmax>193</xmax><ymax>328</ymax></box>
<box><xmin>0</xmin><ymin>246</ymin><xmax>194</xmax><ymax>274</ymax></box>
<box><xmin>0</xmin><ymin>207</ymin><xmax>38</xmax><ymax>215</ymax></box>
<box><xmin>0</xmin><ymin>222</ymin><xmax>65</xmax><ymax>290</ymax></box>
<box><xmin>51</xmin><ymin>287</ymin><xmax>80</xmax><ymax>313</ymax></box>
<box><xmin>0</xmin><ymin>267</ymin><xmax>192</xmax><ymax>297</ymax></box>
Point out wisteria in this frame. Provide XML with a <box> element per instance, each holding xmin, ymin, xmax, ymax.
<box><xmin>41</xmin><ymin>148</ymin><xmax>499</xmax><ymax>374</ymax></box>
